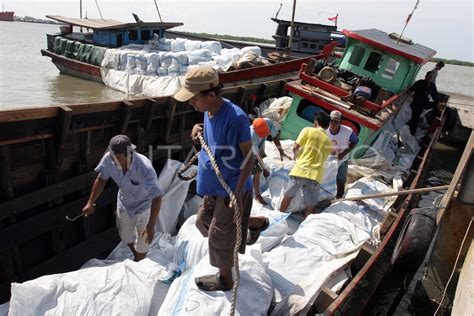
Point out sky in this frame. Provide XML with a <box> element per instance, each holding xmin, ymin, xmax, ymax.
<box><xmin>6</xmin><ymin>0</ymin><xmax>474</xmax><ymax>61</ymax></box>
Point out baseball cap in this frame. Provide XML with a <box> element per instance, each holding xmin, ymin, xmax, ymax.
<box><xmin>330</xmin><ymin>110</ymin><xmax>342</xmax><ymax>121</ymax></box>
<box><xmin>109</xmin><ymin>135</ymin><xmax>135</xmax><ymax>155</ymax></box>
<box><xmin>173</xmin><ymin>66</ymin><xmax>219</xmax><ymax>102</ymax></box>
<box><xmin>253</xmin><ymin>118</ymin><xmax>270</xmax><ymax>138</ymax></box>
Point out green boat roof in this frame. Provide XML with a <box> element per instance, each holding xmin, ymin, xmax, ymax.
<box><xmin>343</xmin><ymin>29</ymin><xmax>436</xmax><ymax>64</ymax></box>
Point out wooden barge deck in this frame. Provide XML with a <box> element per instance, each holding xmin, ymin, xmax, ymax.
<box><xmin>0</xmin><ymin>79</ymin><xmax>289</xmax><ymax>303</ymax></box>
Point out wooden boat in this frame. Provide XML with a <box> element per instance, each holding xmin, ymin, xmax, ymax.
<box><xmin>0</xmin><ymin>11</ymin><xmax>14</xmax><ymax>22</ymax></box>
<box><xmin>391</xmin><ymin>131</ymin><xmax>474</xmax><ymax>315</ymax></box>
<box><xmin>0</xmin><ymin>78</ymin><xmax>291</xmax><ymax>304</ymax></box>
<box><xmin>265</xmin><ymin>28</ymin><xmax>448</xmax><ymax>314</ymax></box>
<box><xmin>40</xmin><ymin>15</ymin><xmax>338</xmax><ymax>93</ymax></box>
<box><xmin>0</xmin><ymin>2</ymin><xmax>14</xmax><ymax>22</ymax></box>
<box><xmin>0</xmin><ymin>27</ymin><xmax>448</xmax><ymax>314</ymax></box>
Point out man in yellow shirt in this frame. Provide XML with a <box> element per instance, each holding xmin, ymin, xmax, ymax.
<box><xmin>280</xmin><ymin>112</ymin><xmax>332</xmax><ymax>218</ymax></box>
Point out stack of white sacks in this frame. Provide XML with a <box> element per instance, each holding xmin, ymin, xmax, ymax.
<box><xmin>102</xmin><ymin>37</ymin><xmax>262</xmax><ymax>77</ymax></box>
<box><xmin>100</xmin><ymin>37</ymin><xmax>261</xmax><ymax>96</ymax></box>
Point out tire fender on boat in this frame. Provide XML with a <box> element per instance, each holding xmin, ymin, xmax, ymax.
<box><xmin>443</xmin><ymin>107</ymin><xmax>457</xmax><ymax>132</ymax></box>
<box><xmin>391</xmin><ymin>207</ymin><xmax>437</xmax><ymax>272</ymax></box>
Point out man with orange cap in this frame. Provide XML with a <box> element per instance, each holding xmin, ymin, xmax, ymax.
<box><xmin>251</xmin><ymin>117</ymin><xmax>291</xmax><ymax>205</ymax></box>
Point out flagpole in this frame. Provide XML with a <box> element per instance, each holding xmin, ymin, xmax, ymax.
<box><xmin>397</xmin><ymin>0</ymin><xmax>420</xmax><ymax>44</ymax></box>
<box><xmin>286</xmin><ymin>0</ymin><xmax>297</xmax><ymax>57</ymax></box>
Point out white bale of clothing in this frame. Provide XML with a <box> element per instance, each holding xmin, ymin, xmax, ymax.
<box><xmin>263</xmin><ymin>212</ymin><xmax>370</xmax><ymax>304</ymax></box>
<box><xmin>158</xmin><ymin>247</ymin><xmax>273</xmax><ymax>316</ymax></box>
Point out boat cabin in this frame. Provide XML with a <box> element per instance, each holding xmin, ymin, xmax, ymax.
<box><xmin>280</xmin><ymin>28</ymin><xmax>436</xmax><ymax>156</ymax></box>
<box><xmin>271</xmin><ymin>18</ymin><xmax>338</xmax><ymax>56</ymax></box>
<box><xmin>340</xmin><ymin>29</ymin><xmax>436</xmax><ymax>94</ymax></box>
<box><xmin>46</xmin><ymin>15</ymin><xmax>183</xmax><ymax>48</ymax></box>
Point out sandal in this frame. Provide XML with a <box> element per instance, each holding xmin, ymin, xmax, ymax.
<box><xmin>195</xmin><ymin>273</ymin><xmax>232</xmax><ymax>291</ymax></box>
<box><xmin>246</xmin><ymin>218</ymin><xmax>269</xmax><ymax>245</ymax></box>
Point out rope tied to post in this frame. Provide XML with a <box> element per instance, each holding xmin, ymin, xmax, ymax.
<box><xmin>176</xmin><ymin>132</ymin><xmax>242</xmax><ymax>316</ymax></box>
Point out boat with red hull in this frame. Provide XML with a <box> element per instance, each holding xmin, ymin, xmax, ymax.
<box><xmin>0</xmin><ymin>11</ymin><xmax>14</xmax><ymax>22</ymax></box>
<box><xmin>40</xmin><ymin>15</ymin><xmax>340</xmax><ymax>95</ymax></box>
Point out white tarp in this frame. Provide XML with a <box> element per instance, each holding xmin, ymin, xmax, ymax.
<box><xmin>101</xmin><ymin>68</ymin><xmax>183</xmax><ymax>97</ymax></box>
<box><xmin>9</xmin><ymin>258</ymin><xmax>170</xmax><ymax>316</ymax></box>
<box><xmin>159</xmin><ymin>247</ymin><xmax>273</xmax><ymax>316</ymax></box>
<box><xmin>263</xmin><ymin>177</ymin><xmax>395</xmax><ymax>309</ymax></box>
<box><xmin>0</xmin><ymin>303</ymin><xmax>8</xmax><ymax>316</ymax></box>
<box><xmin>263</xmin><ymin>213</ymin><xmax>370</xmax><ymax>304</ymax></box>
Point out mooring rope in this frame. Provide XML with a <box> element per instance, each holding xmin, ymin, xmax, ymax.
<box><xmin>176</xmin><ymin>132</ymin><xmax>242</xmax><ymax>316</ymax></box>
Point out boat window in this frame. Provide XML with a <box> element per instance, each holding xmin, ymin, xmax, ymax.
<box><xmin>381</xmin><ymin>58</ymin><xmax>400</xmax><ymax>80</ymax></box>
<box><xmin>348</xmin><ymin>46</ymin><xmax>365</xmax><ymax>67</ymax></box>
<box><xmin>310</xmin><ymin>44</ymin><xmax>317</xmax><ymax>49</ymax></box>
<box><xmin>364</xmin><ymin>52</ymin><xmax>382</xmax><ymax>73</ymax></box>
<box><xmin>129</xmin><ymin>30</ymin><xmax>138</xmax><ymax>41</ymax></box>
<box><xmin>141</xmin><ymin>30</ymin><xmax>151</xmax><ymax>41</ymax></box>
<box><xmin>296</xmin><ymin>99</ymin><xmax>326</xmax><ymax>122</ymax></box>
<box><xmin>302</xmin><ymin>42</ymin><xmax>308</xmax><ymax>48</ymax></box>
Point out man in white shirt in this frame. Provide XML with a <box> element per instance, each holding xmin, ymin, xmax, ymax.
<box><xmin>325</xmin><ymin>111</ymin><xmax>359</xmax><ymax>198</ymax></box>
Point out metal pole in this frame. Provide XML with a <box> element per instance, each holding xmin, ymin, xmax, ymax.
<box><xmin>80</xmin><ymin>0</ymin><xmax>83</xmax><ymax>32</ymax></box>
<box><xmin>154</xmin><ymin>0</ymin><xmax>163</xmax><ymax>22</ymax></box>
<box><xmin>286</xmin><ymin>0</ymin><xmax>297</xmax><ymax>57</ymax></box>
<box><xmin>397</xmin><ymin>0</ymin><xmax>419</xmax><ymax>44</ymax></box>
<box><xmin>335</xmin><ymin>185</ymin><xmax>449</xmax><ymax>203</ymax></box>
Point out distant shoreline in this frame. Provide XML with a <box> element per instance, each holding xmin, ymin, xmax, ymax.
<box><xmin>14</xmin><ymin>16</ymin><xmax>60</xmax><ymax>25</ymax></box>
<box><xmin>9</xmin><ymin>17</ymin><xmax>473</xmax><ymax>67</ymax></box>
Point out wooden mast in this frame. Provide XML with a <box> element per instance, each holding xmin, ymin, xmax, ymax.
<box><xmin>287</xmin><ymin>0</ymin><xmax>297</xmax><ymax>57</ymax></box>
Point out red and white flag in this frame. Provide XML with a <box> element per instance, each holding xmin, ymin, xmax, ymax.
<box><xmin>328</xmin><ymin>14</ymin><xmax>338</xmax><ymax>22</ymax></box>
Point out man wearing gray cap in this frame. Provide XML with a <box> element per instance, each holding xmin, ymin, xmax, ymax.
<box><xmin>174</xmin><ymin>66</ymin><xmax>267</xmax><ymax>291</ymax></box>
<box><xmin>81</xmin><ymin>135</ymin><xmax>163</xmax><ymax>261</ymax></box>
<box><xmin>326</xmin><ymin>111</ymin><xmax>359</xmax><ymax>198</ymax></box>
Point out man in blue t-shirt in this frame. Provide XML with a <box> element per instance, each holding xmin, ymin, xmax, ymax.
<box><xmin>174</xmin><ymin>66</ymin><xmax>268</xmax><ymax>291</ymax></box>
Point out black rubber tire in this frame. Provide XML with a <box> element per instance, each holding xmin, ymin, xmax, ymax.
<box><xmin>443</xmin><ymin>107</ymin><xmax>457</xmax><ymax>132</ymax></box>
<box><xmin>391</xmin><ymin>208</ymin><xmax>437</xmax><ymax>272</ymax></box>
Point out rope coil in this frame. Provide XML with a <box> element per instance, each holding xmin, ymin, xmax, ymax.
<box><xmin>176</xmin><ymin>132</ymin><xmax>242</xmax><ymax>316</ymax></box>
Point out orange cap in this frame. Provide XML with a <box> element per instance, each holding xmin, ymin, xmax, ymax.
<box><xmin>253</xmin><ymin>118</ymin><xmax>270</xmax><ymax>138</ymax></box>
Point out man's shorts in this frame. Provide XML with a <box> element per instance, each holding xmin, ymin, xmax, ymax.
<box><xmin>116</xmin><ymin>208</ymin><xmax>150</xmax><ymax>253</ymax></box>
<box><xmin>337</xmin><ymin>160</ymin><xmax>349</xmax><ymax>184</ymax></box>
<box><xmin>284</xmin><ymin>175</ymin><xmax>320</xmax><ymax>208</ymax></box>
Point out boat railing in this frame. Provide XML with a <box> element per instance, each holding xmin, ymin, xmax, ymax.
<box><xmin>298</xmin><ymin>62</ymin><xmax>400</xmax><ymax>115</ymax></box>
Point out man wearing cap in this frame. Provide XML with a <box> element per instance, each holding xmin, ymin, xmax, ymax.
<box><xmin>251</xmin><ymin>117</ymin><xmax>291</xmax><ymax>205</ymax></box>
<box><xmin>431</xmin><ymin>61</ymin><xmax>444</xmax><ymax>85</ymax></box>
<box><xmin>326</xmin><ymin>110</ymin><xmax>359</xmax><ymax>198</ymax></box>
<box><xmin>81</xmin><ymin>135</ymin><xmax>163</xmax><ymax>262</ymax></box>
<box><xmin>280</xmin><ymin>112</ymin><xmax>332</xmax><ymax>218</ymax></box>
<box><xmin>174</xmin><ymin>66</ymin><xmax>268</xmax><ymax>291</ymax></box>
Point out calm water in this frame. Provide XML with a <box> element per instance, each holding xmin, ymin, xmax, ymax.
<box><xmin>0</xmin><ymin>20</ymin><xmax>473</xmax><ymax>109</ymax></box>
<box><xmin>0</xmin><ymin>21</ymin><xmax>126</xmax><ymax>109</ymax></box>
